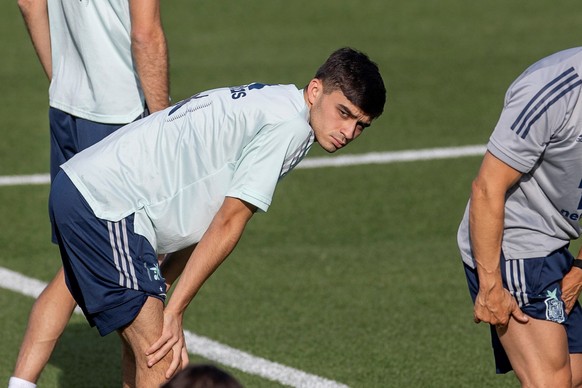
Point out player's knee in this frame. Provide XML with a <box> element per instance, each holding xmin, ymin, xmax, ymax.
<box><xmin>550</xmin><ymin>357</ymin><xmax>573</xmax><ymax>388</ymax></box>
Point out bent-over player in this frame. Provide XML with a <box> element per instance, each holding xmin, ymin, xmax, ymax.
<box><xmin>47</xmin><ymin>47</ymin><xmax>386</xmax><ymax>386</ymax></box>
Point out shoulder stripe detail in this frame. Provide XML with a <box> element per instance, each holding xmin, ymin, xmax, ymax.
<box><xmin>511</xmin><ymin>67</ymin><xmax>582</xmax><ymax>139</ymax></box>
<box><xmin>280</xmin><ymin>131</ymin><xmax>314</xmax><ymax>178</ymax></box>
<box><xmin>510</xmin><ymin>67</ymin><xmax>575</xmax><ymax>133</ymax></box>
<box><xmin>166</xmin><ymin>101</ymin><xmax>212</xmax><ymax>122</ymax></box>
<box><xmin>107</xmin><ymin>219</ymin><xmax>139</xmax><ymax>290</ymax></box>
<box><xmin>519</xmin><ymin>79</ymin><xmax>582</xmax><ymax>139</ymax></box>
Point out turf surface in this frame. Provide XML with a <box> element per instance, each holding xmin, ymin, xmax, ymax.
<box><xmin>1</xmin><ymin>0</ymin><xmax>580</xmax><ymax>386</ymax></box>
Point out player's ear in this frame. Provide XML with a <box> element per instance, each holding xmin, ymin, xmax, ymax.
<box><xmin>306</xmin><ymin>78</ymin><xmax>323</xmax><ymax>106</ymax></box>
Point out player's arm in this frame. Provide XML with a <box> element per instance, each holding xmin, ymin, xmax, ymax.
<box><xmin>18</xmin><ymin>0</ymin><xmax>52</xmax><ymax>80</ymax></box>
<box><xmin>470</xmin><ymin>151</ymin><xmax>528</xmax><ymax>326</ymax></box>
<box><xmin>146</xmin><ymin>196</ymin><xmax>257</xmax><ymax>378</ymax></box>
<box><xmin>129</xmin><ymin>0</ymin><xmax>170</xmax><ymax>113</ymax></box>
<box><xmin>561</xmin><ymin>248</ymin><xmax>582</xmax><ymax>314</ymax></box>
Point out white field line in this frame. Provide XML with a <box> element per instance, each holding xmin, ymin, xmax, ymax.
<box><xmin>0</xmin><ymin>173</ymin><xmax>50</xmax><ymax>186</ymax></box>
<box><xmin>297</xmin><ymin>144</ymin><xmax>486</xmax><ymax>169</ymax></box>
<box><xmin>0</xmin><ymin>145</ymin><xmax>487</xmax><ymax>386</ymax></box>
<box><xmin>0</xmin><ymin>145</ymin><xmax>487</xmax><ymax>187</ymax></box>
<box><xmin>0</xmin><ymin>267</ymin><xmax>347</xmax><ymax>388</ymax></box>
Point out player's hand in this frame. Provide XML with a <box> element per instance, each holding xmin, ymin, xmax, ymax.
<box><xmin>145</xmin><ymin>309</ymin><xmax>185</xmax><ymax>379</ymax></box>
<box><xmin>561</xmin><ymin>265</ymin><xmax>582</xmax><ymax>314</ymax></box>
<box><xmin>473</xmin><ymin>285</ymin><xmax>528</xmax><ymax>327</ymax></box>
<box><xmin>181</xmin><ymin>337</ymin><xmax>190</xmax><ymax>369</ymax></box>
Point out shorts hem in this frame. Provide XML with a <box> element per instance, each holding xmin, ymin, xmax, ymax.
<box><xmin>90</xmin><ymin>293</ymin><xmax>165</xmax><ymax>336</ymax></box>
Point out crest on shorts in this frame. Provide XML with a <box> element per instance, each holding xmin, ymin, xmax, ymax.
<box><xmin>145</xmin><ymin>262</ymin><xmax>162</xmax><ymax>281</ymax></box>
<box><xmin>544</xmin><ymin>288</ymin><xmax>565</xmax><ymax>323</ymax></box>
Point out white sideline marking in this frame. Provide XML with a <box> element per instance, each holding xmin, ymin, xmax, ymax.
<box><xmin>184</xmin><ymin>332</ymin><xmax>349</xmax><ymax>388</ymax></box>
<box><xmin>0</xmin><ymin>173</ymin><xmax>50</xmax><ymax>186</ymax></box>
<box><xmin>297</xmin><ymin>144</ymin><xmax>486</xmax><ymax>168</ymax></box>
<box><xmin>0</xmin><ymin>267</ymin><xmax>348</xmax><ymax>388</ymax></box>
<box><xmin>0</xmin><ymin>145</ymin><xmax>486</xmax><ymax>187</ymax></box>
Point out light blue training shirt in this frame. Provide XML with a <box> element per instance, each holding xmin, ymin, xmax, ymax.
<box><xmin>62</xmin><ymin>83</ymin><xmax>314</xmax><ymax>253</ymax></box>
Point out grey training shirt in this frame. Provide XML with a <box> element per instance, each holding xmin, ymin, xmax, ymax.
<box><xmin>458</xmin><ymin>47</ymin><xmax>582</xmax><ymax>267</ymax></box>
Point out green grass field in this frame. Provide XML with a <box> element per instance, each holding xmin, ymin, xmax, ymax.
<box><xmin>1</xmin><ymin>0</ymin><xmax>581</xmax><ymax>386</ymax></box>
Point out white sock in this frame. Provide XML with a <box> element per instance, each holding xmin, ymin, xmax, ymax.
<box><xmin>8</xmin><ymin>377</ymin><xmax>37</xmax><ymax>388</ymax></box>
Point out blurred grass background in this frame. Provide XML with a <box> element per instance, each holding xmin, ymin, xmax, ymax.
<box><xmin>1</xmin><ymin>0</ymin><xmax>580</xmax><ymax>386</ymax></box>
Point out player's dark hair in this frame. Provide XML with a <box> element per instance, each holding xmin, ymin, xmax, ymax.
<box><xmin>315</xmin><ymin>47</ymin><xmax>386</xmax><ymax>119</ymax></box>
<box><xmin>162</xmin><ymin>364</ymin><xmax>243</xmax><ymax>388</ymax></box>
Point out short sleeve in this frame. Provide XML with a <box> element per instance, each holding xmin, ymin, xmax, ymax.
<box><xmin>488</xmin><ymin>67</ymin><xmax>581</xmax><ymax>173</ymax></box>
<box><xmin>226</xmin><ymin>117</ymin><xmax>313</xmax><ymax>212</ymax></box>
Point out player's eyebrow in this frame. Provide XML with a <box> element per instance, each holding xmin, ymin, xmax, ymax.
<box><xmin>339</xmin><ymin>104</ymin><xmax>371</xmax><ymax>128</ymax></box>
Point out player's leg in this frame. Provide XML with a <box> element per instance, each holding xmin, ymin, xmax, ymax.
<box><xmin>118</xmin><ymin>297</ymin><xmax>171</xmax><ymax>387</ymax></box>
<box><xmin>571</xmin><ymin>353</ymin><xmax>582</xmax><ymax>387</ymax></box>
<box><xmin>497</xmin><ymin>317</ymin><xmax>571</xmax><ymax>387</ymax></box>
<box><xmin>464</xmin><ymin>248</ymin><xmax>577</xmax><ymax>385</ymax></box>
<box><xmin>50</xmin><ymin>171</ymin><xmax>169</xmax><ymax>385</ymax></box>
<box><xmin>121</xmin><ymin>335</ymin><xmax>136</xmax><ymax>388</ymax></box>
<box><xmin>494</xmin><ymin>248</ymin><xmax>579</xmax><ymax>387</ymax></box>
<box><xmin>11</xmin><ymin>109</ymin><xmax>92</xmax><ymax>386</ymax></box>
<box><xmin>12</xmin><ymin>267</ymin><xmax>76</xmax><ymax>383</ymax></box>
<box><xmin>565</xmin><ymin>300</ymin><xmax>582</xmax><ymax>387</ymax></box>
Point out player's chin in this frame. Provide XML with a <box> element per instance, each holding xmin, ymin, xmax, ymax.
<box><xmin>327</xmin><ymin>140</ymin><xmax>343</xmax><ymax>153</ymax></box>
<box><xmin>323</xmin><ymin>144</ymin><xmax>339</xmax><ymax>153</ymax></box>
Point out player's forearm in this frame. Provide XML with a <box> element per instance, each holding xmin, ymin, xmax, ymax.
<box><xmin>469</xmin><ymin>180</ymin><xmax>506</xmax><ymax>289</ymax></box>
<box><xmin>18</xmin><ymin>0</ymin><xmax>52</xmax><ymax>80</ymax></box>
<box><xmin>131</xmin><ymin>27</ymin><xmax>170</xmax><ymax>113</ymax></box>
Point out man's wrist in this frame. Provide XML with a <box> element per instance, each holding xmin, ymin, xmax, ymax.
<box><xmin>572</xmin><ymin>259</ymin><xmax>582</xmax><ymax>270</ymax></box>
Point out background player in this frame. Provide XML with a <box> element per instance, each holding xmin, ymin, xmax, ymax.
<box><xmin>458</xmin><ymin>47</ymin><xmax>582</xmax><ymax>386</ymax></box>
<box><xmin>10</xmin><ymin>1</ymin><xmax>169</xmax><ymax>387</ymax></box>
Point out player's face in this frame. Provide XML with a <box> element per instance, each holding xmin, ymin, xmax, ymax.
<box><xmin>306</xmin><ymin>79</ymin><xmax>372</xmax><ymax>153</ymax></box>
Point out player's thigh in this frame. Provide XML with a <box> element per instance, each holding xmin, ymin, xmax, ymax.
<box><xmin>38</xmin><ymin>267</ymin><xmax>76</xmax><ymax>308</ymax></box>
<box><xmin>119</xmin><ymin>296</ymin><xmax>165</xmax><ymax>358</ymax></box>
<box><xmin>118</xmin><ymin>297</ymin><xmax>170</xmax><ymax>387</ymax></box>
<box><xmin>498</xmin><ymin>316</ymin><xmax>570</xmax><ymax>383</ymax></box>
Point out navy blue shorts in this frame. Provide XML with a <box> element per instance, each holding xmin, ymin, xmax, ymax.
<box><xmin>464</xmin><ymin>248</ymin><xmax>582</xmax><ymax>373</ymax></box>
<box><xmin>49</xmin><ymin>107</ymin><xmax>147</xmax><ymax>180</ymax></box>
<box><xmin>49</xmin><ymin>171</ymin><xmax>166</xmax><ymax>336</ymax></box>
